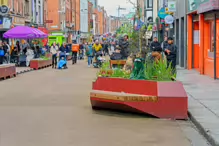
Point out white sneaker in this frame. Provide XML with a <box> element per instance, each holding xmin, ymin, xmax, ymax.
<box><xmin>88</xmin><ymin>65</ymin><xmax>91</xmax><ymax>67</ymax></box>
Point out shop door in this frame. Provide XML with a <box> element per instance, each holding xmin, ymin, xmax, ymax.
<box><xmin>180</xmin><ymin>17</ymin><xmax>185</xmax><ymax>67</ymax></box>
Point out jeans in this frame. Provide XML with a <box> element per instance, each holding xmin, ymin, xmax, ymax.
<box><xmin>167</xmin><ymin>59</ymin><xmax>176</xmax><ymax>74</ymax></box>
<box><xmin>0</xmin><ymin>56</ymin><xmax>3</xmax><ymax>64</ymax></box>
<box><xmin>52</xmin><ymin>54</ymin><xmax>57</xmax><ymax>68</ymax></box>
<box><xmin>88</xmin><ymin>56</ymin><xmax>93</xmax><ymax>66</ymax></box>
<box><xmin>72</xmin><ymin>51</ymin><xmax>78</xmax><ymax>64</ymax></box>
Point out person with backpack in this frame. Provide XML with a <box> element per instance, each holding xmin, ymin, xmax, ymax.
<box><xmin>0</xmin><ymin>45</ymin><xmax>5</xmax><ymax>64</ymax></box>
<box><xmin>86</xmin><ymin>42</ymin><xmax>94</xmax><ymax>67</ymax></box>
<box><xmin>72</xmin><ymin>43</ymin><xmax>80</xmax><ymax>64</ymax></box>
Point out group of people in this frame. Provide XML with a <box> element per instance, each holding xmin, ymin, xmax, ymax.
<box><xmin>0</xmin><ymin>40</ymin><xmax>47</xmax><ymax>66</ymax></box>
<box><xmin>50</xmin><ymin>42</ymin><xmax>71</xmax><ymax>69</ymax></box>
<box><xmin>150</xmin><ymin>36</ymin><xmax>177</xmax><ymax>71</ymax></box>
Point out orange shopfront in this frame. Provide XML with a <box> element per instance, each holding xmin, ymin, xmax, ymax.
<box><xmin>187</xmin><ymin>1</ymin><xmax>219</xmax><ymax>79</ymax></box>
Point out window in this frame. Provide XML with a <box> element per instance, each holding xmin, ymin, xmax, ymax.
<box><xmin>147</xmin><ymin>0</ymin><xmax>152</xmax><ymax>8</ymax></box>
<box><xmin>25</xmin><ymin>0</ymin><xmax>29</xmax><ymax>15</ymax></box>
<box><xmin>209</xmin><ymin>21</ymin><xmax>214</xmax><ymax>53</ymax></box>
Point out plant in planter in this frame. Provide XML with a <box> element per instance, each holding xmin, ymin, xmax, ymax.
<box><xmin>144</xmin><ymin>59</ymin><xmax>176</xmax><ymax>81</ymax></box>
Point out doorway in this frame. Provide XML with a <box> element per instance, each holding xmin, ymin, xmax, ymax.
<box><xmin>180</xmin><ymin>17</ymin><xmax>185</xmax><ymax>67</ymax></box>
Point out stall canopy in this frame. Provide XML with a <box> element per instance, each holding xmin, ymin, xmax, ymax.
<box><xmin>3</xmin><ymin>26</ymin><xmax>48</xmax><ymax>39</ymax></box>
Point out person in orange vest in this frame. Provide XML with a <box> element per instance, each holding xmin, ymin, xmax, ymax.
<box><xmin>72</xmin><ymin>44</ymin><xmax>79</xmax><ymax>64</ymax></box>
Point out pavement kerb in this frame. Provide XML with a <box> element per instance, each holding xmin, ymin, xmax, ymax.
<box><xmin>188</xmin><ymin>111</ymin><xmax>218</xmax><ymax>146</ymax></box>
<box><xmin>16</xmin><ymin>68</ymin><xmax>34</xmax><ymax>75</ymax></box>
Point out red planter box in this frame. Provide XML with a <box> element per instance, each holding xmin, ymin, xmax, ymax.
<box><xmin>90</xmin><ymin>77</ymin><xmax>188</xmax><ymax>120</ymax></box>
<box><xmin>0</xmin><ymin>64</ymin><xmax>16</xmax><ymax>79</ymax></box>
<box><xmin>30</xmin><ymin>59</ymin><xmax>52</xmax><ymax>70</ymax></box>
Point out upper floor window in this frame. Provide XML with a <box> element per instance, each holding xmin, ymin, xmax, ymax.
<box><xmin>146</xmin><ymin>0</ymin><xmax>152</xmax><ymax>9</ymax></box>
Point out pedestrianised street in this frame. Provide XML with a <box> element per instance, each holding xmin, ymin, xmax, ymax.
<box><xmin>0</xmin><ymin>61</ymin><xmax>209</xmax><ymax>146</ymax></box>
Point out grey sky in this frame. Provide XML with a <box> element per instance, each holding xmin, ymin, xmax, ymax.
<box><xmin>98</xmin><ymin>0</ymin><xmax>135</xmax><ymax>16</ymax></box>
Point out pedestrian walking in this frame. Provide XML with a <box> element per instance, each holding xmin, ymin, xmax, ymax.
<box><xmin>86</xmin><ymin>42</ymin><xmax>94</xmax><ymax>67</ymax></box>
<box><xmin>59</xmin><ymin>43</ymin><xmax>67</xmax><ymax>60</ymax></box>
<box><xmin>164</xmin><ymin>37</ymin><xmax>177</xmax><ymax>74</ymax></box>
<box><xmin>50</xmin><ymin>42</ymin><xmax>58</xmax><ymax>69</ymax></box>
<box><xmin>72</xmin><ymin>44</ymin><xmax>79</xmax><ymax>64</ymax></box>
<box><xmin>3</xmin><ymin>41</ymin><xmax>10</xmax><ymax>63</ymax></box>
<box><xmin>25</xmin><ymin>47</ymin><xmax>34</xmax><ymax>67</ymax></box>
<box><xmin>103</xmin><ymin>41</ymin><xmax>109</xmax><ymax>56</ymax></box>
<box><xmin>161</xmin><ymin>36</ymin><xmax>168</xmax><ymax>52</ymax></box>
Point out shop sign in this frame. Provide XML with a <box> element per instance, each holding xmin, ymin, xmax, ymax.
<box><xmin>168</xmin><ymin>1</ymin><xmax>176</xmax><ymax>12</ymax></box>
<box><xmin>3</xmin><ymin>17</ymin><xmax>11</xmax><ymax>29</ymax></box>
<box><xmin>0</xmin><ymin>5</ymin><xmax>9</xmax><ymax>15</ymax></box>
<box><xmin>158</xmin><ymin>8</ymin><xmax>168</xmax><ymax>19</ymax></box>
<box><xmin>51</xmin><ymin>32</ymin><xmax>63</xmax><ymax>36</ymax></box>
<box><xmin>13</xmin><ymin>17</ymin><xmax>25</xmax><ymax>25</ymax></box>
<box><xmin>197</xmin><ymin>0</ymin><xmax>219</xmax><ymax>13</ymax></box>
<box><xmin>188</xmin><ymin>0</ymin><xmax>198</xmax><ymax>12</ymax></box>
<box><xmin>164</xmin><ymin>15</ymin><xmax>174</xmax><ymax>24</ymax></box>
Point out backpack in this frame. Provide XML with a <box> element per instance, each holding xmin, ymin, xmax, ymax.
<box><xmin>0</xmin><ymin>49</ymin><xmax>4</xmax><ymax>56</ymax></box>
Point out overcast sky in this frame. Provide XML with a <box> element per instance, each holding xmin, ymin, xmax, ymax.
<box><xmin>98</xmin><ymin>0</ymin><xmax>135</xmax><ymax>16</ymax></box>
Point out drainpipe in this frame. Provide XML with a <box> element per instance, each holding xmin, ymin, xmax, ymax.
<box><xmin>214</xmin><ymin>13</ymin><xmax>217</xmax><ymax>79</ymax></box>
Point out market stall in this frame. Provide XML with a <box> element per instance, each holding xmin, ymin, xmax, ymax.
<box><xmin>3</xmin><ymin>26</ymin><xmax>51</xmax><ymax>70</ymax></box>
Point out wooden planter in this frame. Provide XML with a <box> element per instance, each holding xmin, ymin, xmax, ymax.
<box><xmin>109</xmin><ymin>60</ymin><xmax>126</xmax><ymax>68</ymax></box>
<box><xmin>90</xmin><ymin>77</ymin><xmax>188</xmax><ymax>120</ymax></box>
<box><xmin>0</xmin><ymin>64</ymin><xmax>16</xmax><ymax>79</ymax></box>
<box><xmin>30</xmin><ymin>59</ymin><xmax>52</xmax><ymax>70</ymax></box>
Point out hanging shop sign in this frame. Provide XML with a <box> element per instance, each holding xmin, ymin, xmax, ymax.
<box><xmin>158</xmin><ymin>8</ymin><xmax>168</xmax><ymax>19</ymax></box>
<box><xmin>164</xmin><ymin>15</ymin><xmax>174</xmax><ymax>24</ymax></box>
<box><xmin>188</xmin><ymin>0</ymin><xmax>197</xmax><ymax>12</ymax></box>
<box><xmin>0</xmin><ymin>5</ymin><xmax>9</xmax><ymax>15</ymax></box>
<box><xmin>168</xmin><ymin>1</ymin><xmax>176</xmax><ymax>12</ymax></box>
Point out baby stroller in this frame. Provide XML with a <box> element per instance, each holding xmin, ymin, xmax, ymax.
<box><xmin>58</xmin><ymin>52</ymin><xmax>68</xmax><ymax>69</ymax></box>
<box><xmin>93</xmin><ymin>51</ymin><xmax>105</xmax><ymax>68</ymax></box>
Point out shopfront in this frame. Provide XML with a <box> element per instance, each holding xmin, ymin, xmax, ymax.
<box><xmin>0</xmin><ymin>16</ymin><xmax>12</xmax><ymax>40</ymax></box>
<box><xmin>187</xmin><ymin>0</ymin><xmax>219</xmax><ymax>79</ymax></box>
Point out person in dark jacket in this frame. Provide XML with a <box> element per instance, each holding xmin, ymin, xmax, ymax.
<box><xmin>165</xmin><ymin>37</ymin><xmax>177</xmax><ymax>73</ymax></box>
<box><xmin>119</xmin><ymin>34</ymin><xmax>129</xmax><ymax>59</ymax></box>
<box><xmin>161</xmin><ymin>36</ymin><xmax>168</xmax><ymax>51</ymax></box>
<box><xmin>59</xmin><ymin>43</ymin><xmax>67</xmax><ymax>60</ymax></box>
<box><xmin>150</xmin><ymin>37</ymin><xmax>162</xmax><ymax>52</ymax></box>
<box><xmin>103</xmin><ymin>41</ymin><xmax>109</xmax><ymax>56</ymax></box>
<box><xmin>150</xmin><ymin>37</ymin><xmax>162</xmax><ymax>62</ymax></box>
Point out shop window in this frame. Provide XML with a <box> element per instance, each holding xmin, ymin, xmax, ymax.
<box><xmin>209</xmin><ymin>21</ymin><xmax>214</xmax><ymax>53</ymax></box>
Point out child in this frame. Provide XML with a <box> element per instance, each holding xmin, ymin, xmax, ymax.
<box><xmin>58</xmin><ymin>57</ymin><xmax>67</xmax><ymax>69</ymax></box>
<box><xmin>164</xmin><ymin>37</ymin><xmax>177</xmax><ymax>73</ymax></box>
<box><xmin>86</xmin><ymin>43</ymin><xmax>94</xmax><ymax>67</ymax></box>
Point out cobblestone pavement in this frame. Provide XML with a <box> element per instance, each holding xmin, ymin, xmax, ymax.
<box><xmin>0</xmin><ymin>61</ymin><xmax>210</xmax><ymax>146</ymax></box>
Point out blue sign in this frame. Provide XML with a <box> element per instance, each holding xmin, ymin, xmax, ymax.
<box><xmin>158</xmin><ymin>8</ymin><xmax>168</xmax><ymax>19</ymax></box>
